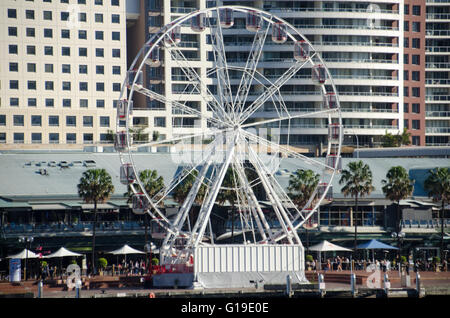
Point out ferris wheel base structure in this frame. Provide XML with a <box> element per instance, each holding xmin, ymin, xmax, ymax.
<box><xmin>152</xmin><ymin>244</ymin><xmax>309</xmax><ymax>289</ymax></box>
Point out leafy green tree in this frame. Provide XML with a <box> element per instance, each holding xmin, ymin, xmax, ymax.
<box><xmin>217</xmin><ymin>167</ymin><xmax>239</xmax><ymax>242</ymax></box>
<box><xmin>424</xmin><ymin>167</ymin><xmax>450</xmax><ymax>262</ymax></box>
<box><xmin>382</xmin><ymin>166</ymin><xmax>414</xmax><ymax>256</ymax></box>
<box><xmin>78</xmin><ymin>169</ymin><xmax>114</xmax><ymax>275</ymax></box>
<box><xmin>382</xmin><ymin>128</ymin><xmax>411</xmax><ymax>147</ymax></box>
<box><xmin>339</xmin><ymin>161</ymin><xmax>375</xmax><ymax>252</ymax></box>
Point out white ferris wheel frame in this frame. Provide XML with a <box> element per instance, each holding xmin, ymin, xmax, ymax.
<box><xmin>116</xmin><ymin>5</ymin><xmax>343</xmax><ymax>263</ymax></box>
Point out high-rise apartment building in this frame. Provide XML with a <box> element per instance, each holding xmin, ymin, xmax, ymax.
<box><xmin>130</xmin><ymin>0</ymin><xmax>405</xmax><ymax>153</ymax></box>
<box><xmin>0</xmin><ymin>0</ymin><xmax>127</xmax><ymax>148</ymax></box>
<box><xmin>425</xmin><ymin>0</ymin><xmax>450</xmax><ymax>146</ymax></box>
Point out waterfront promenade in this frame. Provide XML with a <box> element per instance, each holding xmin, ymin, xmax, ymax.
<box><xmin>0</xmin><ymin>270</ymin><xmax>449</xmax><ymax>298</ymax></box>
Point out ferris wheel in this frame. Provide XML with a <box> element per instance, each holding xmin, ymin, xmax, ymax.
<box><xmin>116</xmin><ymin>6</ymin><xmax>343</xmax><ymax>265</ymax></box>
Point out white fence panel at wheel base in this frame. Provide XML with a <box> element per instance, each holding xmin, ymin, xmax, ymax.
<box><xmin>193</xmin><ymin>244</ymin><xmax>304</xmax><ymax>274</ymax></box>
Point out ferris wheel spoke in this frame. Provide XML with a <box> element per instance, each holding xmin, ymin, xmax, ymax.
<box><xmin>239</xmin><ymin>57</ymin><xmax>312</xmax><ymax>124</ymax></box>
<box><xmin>133</xmin><ymin>83</ymin><xmax>227</xmax><ymax>129</ymax></box>
<box><xmin>233</xmin><ymin>17</ymin><xmax>273</xmax><ymax>119</ymax></box>
<box><xmin>209</xmin><ymin>9</ymin><xmax>234</xmax><ymax>120</ymax></box>
<box><xmin>240</xmin><ymin>108</ymin><xmax>338</xmax><ymax>129</ymax></box>
<box><xmin>167</xmin><ymin>43</ymin><xmax>233</xmax><ymax>123</ymax></box>
<box><xmin>242</xmin><ymin>129</ymin><xmax>334</xmax><ymax>171</ymax></box>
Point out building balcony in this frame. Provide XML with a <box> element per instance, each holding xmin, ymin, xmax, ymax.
<box><xmin>426</xmin><ymin>127</ymin><xmax>450</xmax><ymax>134</ymax></box>
<box><xmin>266</xmin><ymin>7</ymin><xmax>399</xmax><ymax>14</ymax></box>
<box><xmin>426</xmin><ymin>95</ymin><xmax>450</xmax><ymax>101</ymax></box>
<box><xmin>426</xmin><ymin>46</ymin><xmax>450</xmax><ymax>53</ymax></box>
<box><xmin>426</xmin><ymin>30</ymin><xmax>450</xmax><ymax>37</ymax></box>
<box><xmin>426</xmin><ymin>110</ymin><xmax>450</xmax><ymax>117</ymax></box>
<box><xmin>426</xmin><ymin>79</ymin><xmax>450</xmax><ymax>85</ymax></box>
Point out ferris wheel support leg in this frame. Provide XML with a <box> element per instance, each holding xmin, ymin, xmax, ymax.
<box><xmin>189</xmin><ymin>136</ymin><xmax>238</xmax><ymax>249</ymax></box>
<box><xmin>248</xmin><ymin>146</ymin><xmax>301</xmax><ymax>245</ymax></box>
<box><xmin>233</xmin><ymin>159</ymin><xmax>275</xmax><ymax>243</ymax></box>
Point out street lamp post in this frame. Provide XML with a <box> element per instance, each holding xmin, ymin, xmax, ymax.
<box><xmin>19</xmin><ymin>236</ymin><xmax>34</xmax><ymax>280</ymax></box>
<box><xmin>391</xmin><ymin>231</ymin><xmax>405</xmax><ymax>274</ymax></box>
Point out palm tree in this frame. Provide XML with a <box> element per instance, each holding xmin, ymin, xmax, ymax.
<box><xmin>381</xmin><ymin>166</ymin><xmax>414</xmax><ymax>256</ymax></box>
<box><xmin>287</xmin><ymin>169</ymin><xmax>320</xmax><ymax>208</ymax></box>
<box><xmin>424</xmin><ymin>167</ymin><xmax>450</xmax><ymax>262</ymax></box>
<box><xmin>125</xmin><ymin>169</ymin><xmax>164</xmax><ymax>266</ymax></box>
<box><xmin>339</xmin><ymin>161</ymin><xmax>375</xmax><ymax>253</ymax></box>
<box><xmin>287</xmin><ymin>169</ymin><xmax>320</xmax><ymax>253</ymax></box>
<box><xmin>77</xmin><ymin>169</ymin><xmax>114</xmax><ymax>275</ymax></box>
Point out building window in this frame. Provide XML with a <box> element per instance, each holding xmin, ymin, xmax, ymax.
<box><xmin>28</xmin><ymin>98</ymin><xmax>37</xmax><ymax>107</ymax></box>
<box><xmin>80</xmin><ymin>99</ymin><xmax>88</xmax><ymax>108</ymax></box>
<box><xmin>404</xmin><ymin>54</ymin><xmax>409</xmax><ymax>64</ymax></box>
<box><xmin>96</xmin><ymin>65</ymin><xmax>104</xmax><ymax>74</ymax></box>
<box><xmin>112</xmin><ymin>31</ymin><xmax>120</xmax><ymax>41</ymax></box>
<box><xmin>9</xmin><ymin>62</ymin><xmax>18</xmax><ymax>72</ymax></box>
<box><xmin>412</xmin><ymin>87</ymin><xmax>420</xmax><ymax>97</ymax></box>
<box><xmin>25</xmin><ymin>10</ymin><xmax>35</xmax><ymax>20</ymax></box>
<box><xmin>61</xmin><ymin>12</ymin><xmax>70</xmax><ymax>21</ymax></box>
<box><xmin>112</xmin><ymin>49</ymin><xmax>121</xmax><ymax>58</ymax></box>
<box><xmin>112</xmin><ymin>66</ymin><xmax>121</xmax><ymax>75</ymax></box>
<box><xmin>95</xmin><ymin>14</ymin><xmax>103</xmax><ymax>23</ymax></box>
<box><xmin>79</xmin><ymin>65</ymin><xmax>88</xmax><ymax>74</ymax></box>
<box><xmin>14</xmin><ymin>133</ymin><xmax>24</xmax><ymax>144</ymax></box>
<box><xmin>8</xmin><ymin>9</ymin><xmax>17</xmax><ymax>18</ymax></box>
<box><xmin>96</xmin><ymin>82</ymin><xmax>105</xmax><ymax>91</ymax></box>
<box><xmin>32</xmin><ymin>133</ymin><xmax>42</xmax><ymax>144</ymax></box>
<box><xmin>43</xmin><ymin>10</ymin><xmax>52</xmax><ymax>20</ymax></box>
<box><xmin>66</xmin><ymin>116</ymin><xmax>77</xmax><ymax>127</ymax></box>
<box><xmin>62</xmin><ymin>81</ymin><xmax>71</xmax><ymax>91</ymax></box>
<box><xmin>27</xmin><ymin>45</ymin><xmax>36</xmax><ymax>55</ymax></box>
<box><xmin>404</xmin><ymin>103</ymin><xmax>409</xmax><ymax>113</ymax></box>
<box><xmin>44</xmin><ymin>28</ymin><xmax>53</xmax><ymax>38</ymax></box>
<box><xmin>412</xmin><ymin>71</ymin><xmax>420</xmax><ymax>81</ymax></box>
<box><xmin>44</xmin><ymin>46</ymin><xmax>53</xmax><ymax>56</ymax></box>
<box><xmin>62</xmin><ymin>47</ymin><xmax>71</xmax><ymax>56</ymax></box>
<box><xmin>404</xmin><ymin>37</ymin><xmax>409</xmax><ymax>48</ymax></box>
<box><xmin>96</xmin><ymin>99</ymin><xmax>105</xmax><ymax>108</ymax></box>
<box><xmin>404</xmin><ymin>21</ymin><xmax>409</xmax><ymax>31</ymax></box>
<box><xmin>26</xmin><ymin>28</ymin><xmax>35</xmax><ymax>37</ymax></box>
<box><xmin>67</xmin><ymin>133</ymin><xmax>76</xmax><ymax>144</ymax></box>
<box><xmin>111</xmin><ymin>14</ymin><xmax>120</xmax><ymax>23</ymax></box>
<box><xmin>27</xmin><ymin>63</ymin><xmax>36</xmax><ymax>73</ymax></box>
<box><xmin>412</xmin><ymin>103</ymin><xmax>420</xmax><ymax>113</ymax></box>
<box><xmin>412</xmin><ymin>38</ymin><xmax>420</xmax><ymax>49</ymax></box>
<box><xmin>10</xmin><ymin>80</ymin><xmax>19</xmax><ymax>90</ymax></box>
<box><xmin>405</xmin><ymin>4</ymin><xmax>409</xmax><ymax>15</ymax></box>
<box><xmin>412</xmin><ymin>5</ymin><xmax>421</xmax><ymax>16</ymax></box>
<box><xmin>62</xmin><ymin>64</ymin><xmax>71</xmax><ymax>73</ymax></box>
<box><xmin>13</xmin><ymin>115</ymin><xmax>24</xmax><ymax>126</ymax></box>
<box><xmin>49</xmin><ymin>115</ymin><xmax>59</xmax><ymax>127</ymax></box>
<box><xmin>83</xmin><ymin>116</ymin><xmax>93</xmax><ymax>127</ymax></box>
<box><xmin>31</xmin><ymin>115</ymin><xmax>42</xmax><ymax>126</ymax></box>
<box><xmin>100</xmin><ymin>116</ymin><xmax>110</xmax><ymax>127</ymax></box>
<box><xmin>412</xmin><ymin>55</ymin><xmax>420</xmax><ymax>65</ymax></box>
<box><xmin>404</xmin><ymin>87</ymin><xmax>409</xmax><ymax>97</ymax></box>
<box><xmin>45</xmin><ymin>98</ymin><xmax>54</xmax><ymax>107</ymax></box>
<box><xmin>404</xmin><ymin>119</ymin><xmax>409</xmax><ymax>129</ymax></box>
<box><xmin>45</xmin><ymin>81</ymin><xmax>54</xmax><ymax>90</ymax></box>
<box><xmin>10</xmin><ymin>98</ymin><xmax>19</xmax><ymax>107</ymax></box>
<box><xmin>113</xmin><ymin>83</ymin><xmax>121</xmax><ymax>91</ymax></box>
<box><xmin>154</xmin><ymin>117</ymin><xmax>166</xmax><ymax>127</ymax></box>
<box><xmin>111</xmin><ymin>0</ymin><xmax>119</xmax><ymax>6</ymax></box>
<box><xmin>62</xmin><ymin>99</ymin><xmax>72</xmax><ymax>107</ymax></box>
<box><xmin>8</xmin><ymin>27</ymin><xmax>18</xmax><ymax>37</ymax></box>
<box><xmin>412</xmin><ymin>120</ymin><xmax>420</xmax><ymax>130</ymax></box>
<box><xmin>412</xmin><ymin>136</ymin><xmax>420</xmax><ymax>145</ymax></box>
<box><xmin>0</xmin><ymin>115</ymin><xmax>6</xmax><ymax>126</ymax></box>
<box><xmin>79</xmin><ymin>30</ymin><xmax>87</xmax><ymax>39</ymax></box>
<box><xmin>79</xmin><ymin>82</ymin><xmax>88</xmax><ymax>91</ymax></box>
<box><xmin>28</xmin><ymin>81</ymin><xmax>37</xmax><ymax>90</ymax></box>
<box><xmin>96</xmin><ymin>48</ymin><xmax>104</xmax><ymax>57</ymax></box>
<box><xmin>95</xmin><ymin>30</ymin><xmax>104</xmax><ymax>40</ymax></box>
<box><xmin>79</xmin><ymin>47</ymin><xmax>88</xmax><ymax>57</ymax></box>
<box><xmin>412</xmin><ymin>22</ymin><xmax>421</xmax><ymax>32</ymax></box>
<box><xmin>45</xmin><ymin>64</ymin><xmax>54</xmax><ymax>73</ymax></box>
<box><xmin>83</xmin><ymin>133</ymin><xmax>94</xmax><ymax>144</ymax></box>
<box><xmin>404</xmin><ymin>70</ymin><xmax>409</xmax><ymax>81</ymax></box>
<box><xmin>61</xmin><ymin>29</ymin><xmax>70</xmax><ymax>39</ymax></box>
<box><xmin>0</xmin><ymin>133</ymin><xmax>6</xmax><ymax>143</ymax></box>
<box><xmin>9</xmin><ymin>45</ymin><xmax>18</xmax><ymax>54</ymax></box>
<box><xmin>49</xmin><ymin>133</ymin><xmax>59</xmax><ymax>144</ymax></box>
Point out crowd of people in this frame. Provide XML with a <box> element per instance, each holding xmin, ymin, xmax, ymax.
<box><xmin>306</xmin><ymin>256</ymin><xmax>449</xmax><ymax>272</ymax></box>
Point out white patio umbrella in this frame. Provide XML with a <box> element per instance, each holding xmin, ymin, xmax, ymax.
<box><xmin>309</xmin><ymin>240</ymin><xmax>352</xmax><ymax>270</ymax></box>
<box><xmin>44</xmin><ymin>247</ymin><xmax>83</xmax><ymax>277</ymax></box>
<box><xmin>107</xmin><ymin>244</ymin><xmax>145</xmax><ymax>268</ymax></box>
<box><xmin>44</xmin><ymin>247</ymin><xmax>82</xmax><ymax>258</ymax></box>
<box><xmin>6</xmin><ymin>249</ymin><xmax>39</xmax><ymax>259</ymax></box>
